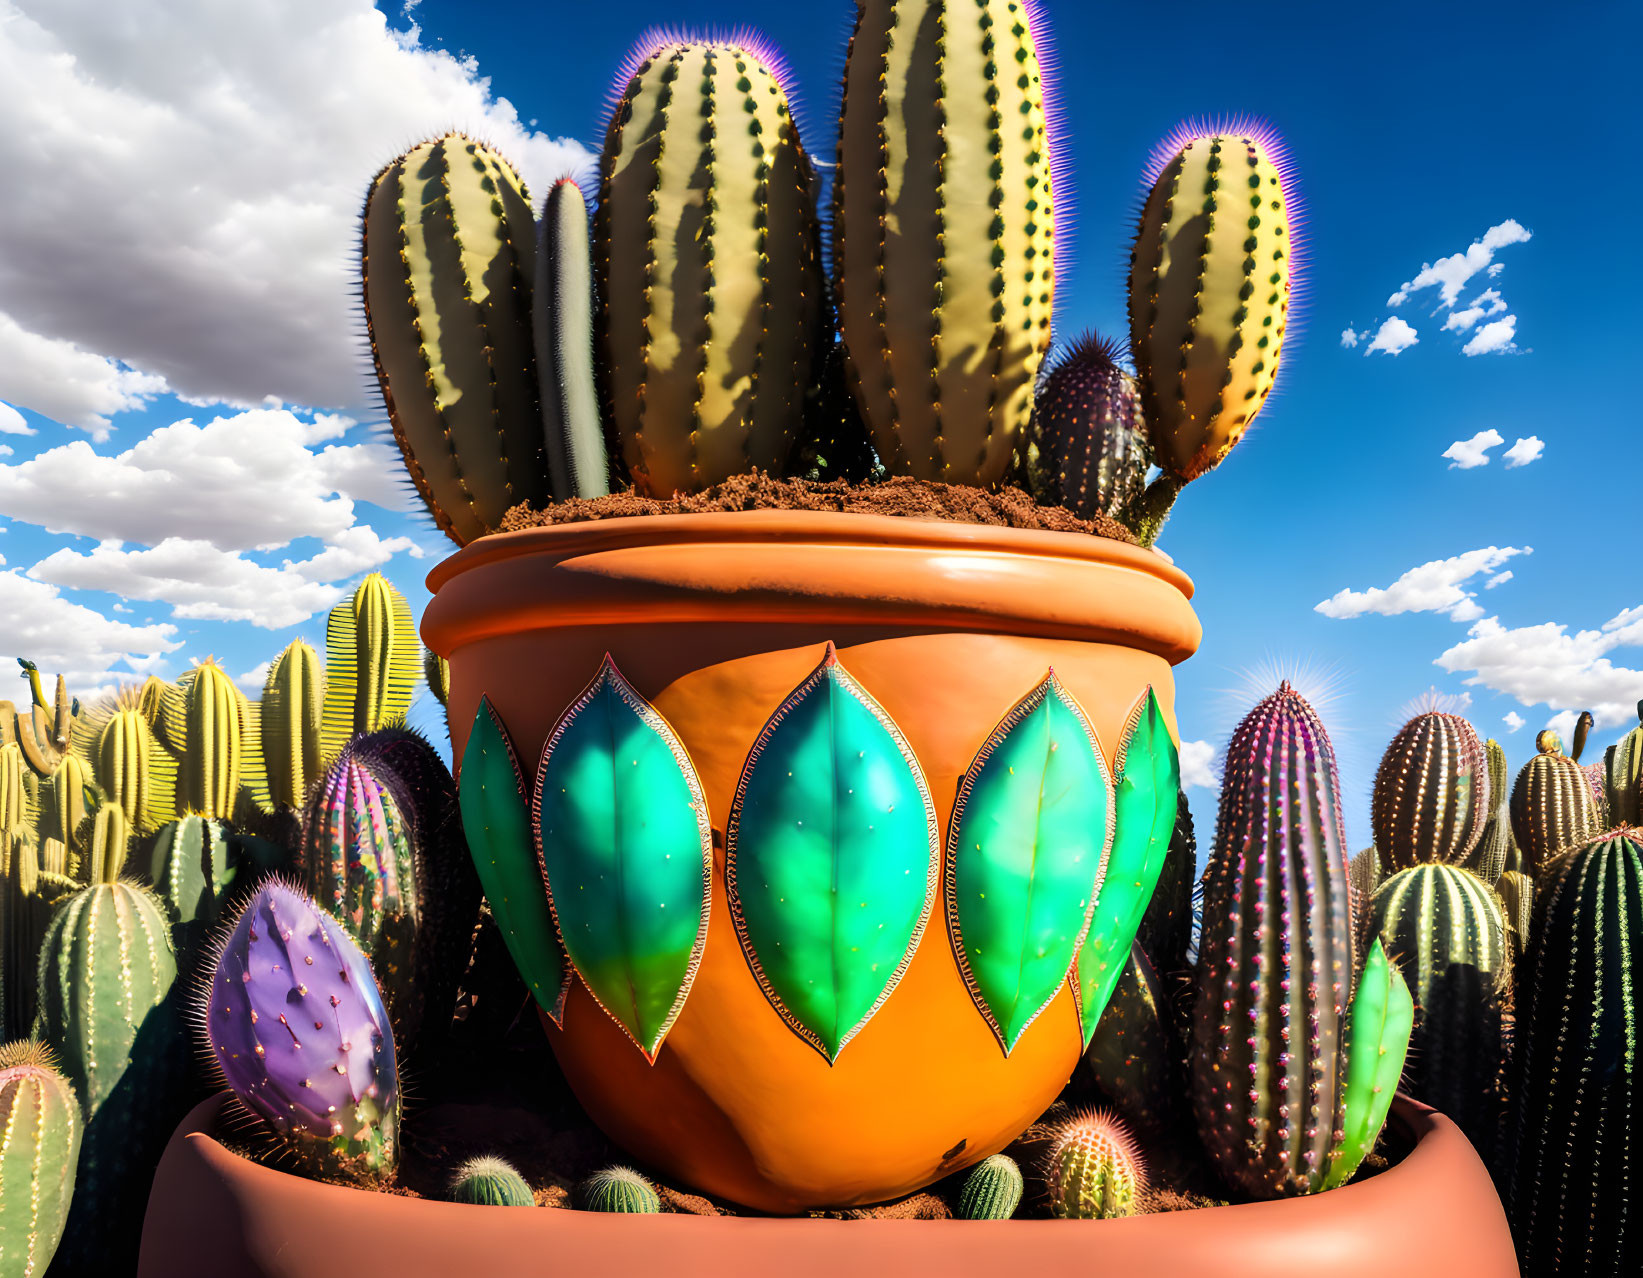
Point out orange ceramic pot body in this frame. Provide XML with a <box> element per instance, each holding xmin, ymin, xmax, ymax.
<box><xmin>422</xmin><ymin>512</ymin><xmax>1201</xmax><ymax>1212</ymax></box>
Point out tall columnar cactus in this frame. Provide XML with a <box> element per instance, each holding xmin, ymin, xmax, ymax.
<box><xmin>1605</xmin><ymin>702</ymin><xmax>1643</xmax><ymax>826</ymax></box>
<box><xmin>1046</xmin><ymin>1110</ymin><xmax>1146</xmax><ymax>1220</ymax></box>
<box><xmin>1</xmin><ymin>661</ymin><xmax>76</xmax><ymax>779</ymax></box>
<box><xmin>1023</xmin><ymin>333</ymin><xmax>1149</xmax><ymax>523</ymax></box>
<box><xmin>92</xmin><ymin>698</ymin><xmax>177</xmax><ymax>835</ymax></box>
<box><xmin>203</xmin><ymin>882</ymin><xmax>399</xmax><ymax>1185</ymax></box>
<box><xmin>1367</xmin><ymin>863</ymin><xmax>1509</xmax><ymax>1160</ymax></box>
<box><xmin>1462</xmin><ymin>737</ymin><xmax>1513</xmax><ymax>885</ymax></box>
<box><xmin>1125</xmin><ymin>128</ymin><xmax>1295</xmax><ymax>544</ymax></box>
<box><xmin>260</xmin><ymin>640</ymin><xmax>322</xmax><ymax>811</ymax></box>
<box><xmin>1371</xmin><ymin>711</ymin><xmax>1490</xmax><ymax>872</ymax></box>
<box><xmin>535</xmin><ymin>177</ymin><xmax>609</xmax><ymax>501</ymax></box>
<box><xmin>1511</xmin><ymin>729</ymin><xmax>1601</xmax><ymax>875</ymax></box>
<box><xmin>147</xmin><ymin>814</ymin><xmax>234</xmax><ymax>944</ymax></box>
<box><xmin>598</xmin><ymin>36</ymin><xmax>822</xmax><ymax>498</ymax></box>
<box><xmin>956</xmin><ymin>1153</ymin><xmax>1024</xmax><ymax>1220</ymax></box>
<box><xmin>39</xmin><ymin>752</ymin><xmax>94</xmax><ymax>862</ymax></box>
<box><xmin>0</xmin><ymin>743</ymin><xmax>29</xmax><ymax>851</ymax></box>
<box><xmin>163</xmin><ymin>659</ymin><xmax>246</xmax><ymax>821</ymax></box>
<box><xmin>2</xmin><ymin>836</ymin><xmax>78</xmax><ymax>1044</ymax></box>
<box><xmin>0</xmin><ymin>1041</ymin><xmax>82</xmax><ymax>1278</ymax></box>
<box><xmin>320</xmin><ymin>574</ymin><xmax>421</xmax><ymax>761</ymax></box>
<box><xmin>299</xmin><ymin>748</ymin><xmax>420</xmax><ymax>1033</ymax></box>
<box><xmin>1507</xmin><ymin>829</ymin><xmax>1643</xmax><ymax>1275</ymax></box>
<box><xmin>1497</xmin><ymin>869</ymin><xmax>1533</xmax><ymax>968</ymax></box>
<box><xmin>362</xmin><ymin>133</ymin><xmax>547</xmax><ymax>545</ymax></box>
<box><xmin>579</xmin><ymin>1166</ymin><xmax>662</xmax><ymax>1214</ymax></box>
<box><xmin>1189</xmin><ymin>683</ymin><xmax>1353</xmax><ymax>1200</ymax></box>
<box><xmin>86</xmin><ymin>802</ymin><xmax>130</xmax><ymax>885</ymax></box>
<box><xmin>834</xmin><ymin>0</ymin><xmax>1059</xmax><ymax>487</ymax></box>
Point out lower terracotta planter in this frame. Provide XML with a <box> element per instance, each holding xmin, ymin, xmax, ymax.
<box><xmin>138</xmin><ymin>1095</ymin><xmax>1519</xmax><ymax>1277</ymax></box>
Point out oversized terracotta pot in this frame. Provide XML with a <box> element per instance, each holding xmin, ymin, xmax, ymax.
<box><xmin>137</xmin><ymin>1095</ymin><xmax>1521</xmax><ymax>1277</ymax></box>
<box><xmin>420</xmin><ymin>512</ymin><xmax>1201</xmax><ymax>1211</ymax></box>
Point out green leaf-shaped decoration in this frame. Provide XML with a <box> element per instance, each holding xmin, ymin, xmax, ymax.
<box><xmin>1073</xmin><ymin>687</ymin><xmax>1181</xmax><ymax>1046</ymax></box>
<box><xmin>459</xmin><ymin>698</ymin><xmax>570</xmax><ymax>1025</ymax></box>
<box><xmin>948</xmin><ymin>672</ymin><xmax>1114</xmax><ymax>1054</ymax></box>
<box><xmin>726</xmin><ymin>643</ymin><xmax>939</xmax><ymax>1062</ymax></box>
<box><xmin>533</xmin><ymin>657</ymin><xmax>712</xmax><ymax>1061</ymax></box>
<box><xmin>1324</xmin><ymin>938</ymin><xmax>1414</xmax><ymax>1190</ymax></box>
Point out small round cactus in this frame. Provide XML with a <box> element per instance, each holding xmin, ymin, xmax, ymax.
<box><xmin>449</xmin><ymin>1155</ymin><xmax>533</xmax><ymax>1207</ymax></box>
<box><xmin>579</xmin><ymin>1165</ymin><xmax>661</xmax><ymax>1214</ymax></box>
<box><xmin>956</xmin><ymin>1153</ymin><xmax>1024</xmax><ymax>1220</ymax></box>
<box><xmin>1046</xmin><ymin>1109</ymin><xmax>1146</xmax><ymax>1220</ymax></box>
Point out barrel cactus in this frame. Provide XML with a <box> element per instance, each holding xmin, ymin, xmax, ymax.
<box><xmin>834</xmin><ymin>0</ymin><xmax>1059</xmax><ymax>486</ymax></box>
<box><xmin>0</xmin><ymin>1041</ymin><xmax>81</xmax><ymax>1278</ymax></box>
<box><xmin>1189</xmin><ymin>682</ymin><xmax>1352</xmax><ymax>1199</ymax></box>
<box><xmin>1371</xmin><ymin>711</ymin><xmax>1490</xmax><ymax>873</ymax></box>
<box><xmin>449</xmin><ymin>1155</ymin><xmax>533</xmax><ymax>1207</ymax></box>
<box><xmin>1511</xmin><ymin>729</ymin><xmax>1602</xmax><ymax>875</ymax></box>
<box><xmin>1023</xmin><ymin>333</ymin><xmax>1149</xmax><ymax>523</ymax></box>
<box><xmin>1507</xmin><ymin>829</ymin><xmax>1643</xmax><ymax>1274</ymax></box>
<box><xmin>579</xmin><ymin>1166</ymin><xmax>661</xmax><ymax>1214</ymax></box>
<box><xmin>202</xmin><ymin>881</ymin><xmax>399</xmax><ymax>1185</ymax></box>
<box><xmin>956</xmin><ymin>1153</ymin><xmax>1023</xmax><ymax>1220</ymax></box>
<box><xmin>1046</xmin><ymin>1109</ymin><xmax>1146</xmax><ymax>1219</ymax></box>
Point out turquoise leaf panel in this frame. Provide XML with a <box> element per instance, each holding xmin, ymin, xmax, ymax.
<box><xmin>726</xmin><ymin>643</ymin><xmax>939</xmax><ymax>1062</ymax></box>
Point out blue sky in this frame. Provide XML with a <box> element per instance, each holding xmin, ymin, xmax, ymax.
<box><xmin>0</xmin><ymin>0</ymin><xmax>1638</xmax><ymax>843</ymax></box>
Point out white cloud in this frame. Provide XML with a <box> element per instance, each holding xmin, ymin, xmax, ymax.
<box><xmin>1365</xmin><ymin>316</ymin><xmax>1419</xmax><ymax>356</ymax></box>
<box><xmin>1340</xmin><ymin>327</ymin><xmax>1362</xmax><ymax>349</ymax></box>
<box><xmin>0</xmin><ymin>408</ymin><xmax>415</xmax><ymax>551</ymax></box>
<box><xmin>1486</xmin><ymin>571</ymin><xmax>1513</xmax><ymax>588</ymax></box>
<box><xmin>0</xmin><ymin>444</ymin><xmax>11</xmax><ymax>459</ymax></box>
<box><xmin>1473</xmin><ymin>289</ymin><xmax>1507</xmax><ymax>315</ymax></box>
<box><xmin>1503</xmin><ymin>711</ymin><xmax>1526</xmax><ymax>733</ymax></box>
<box><xmin>1463</xmin><ymin>315</ymin><xmax>1519</xmax><ymax>356</ymax></box>
<box><xmin>1179</xmin><ymin>739</ymin><xmax>1218</xmax><ymax>792</ymax></box>
<box><xmin>1315</xmin><ymin>546</ymin><xmax>1532</xmax><ymax>623</ymax></box>
<box><xmin>1436</xmin><ymin>605</ymin><xmax>1643</xmax><ymax>729</ymax></box>
<box><xmin>0</xmin><ymin>569</ymin><xmax>180</xmax><ymax>686</ymax></box>
<box><xmin>0</xmin><ymin>399</ymin><xmax>35</xmax><ymax>436</ymax></box>
<box><xmin>0</xmin><ymin>0</ymin><xmax>594</xmax><ymax>427</ymax></box>
<box><xmin>1392</xmin><ymin>220</ymin><xmax>1533</xmax><ymax>309</ymax></box>
<box><xmin>1503</xmin><ymin>436</ymin><xmax>1543</xmax><ymax>468</ymax></box>
<box><xmin>236</xmin><ymin>661</ymin><xmax>272</xmax><ymax>691</ymax></box>
<box><xmin>1443</xmin><ymin>428</ymin><xmax>1504</xmax><ymax>469</ymax></box>
<box><xmin>1444</xmin><ymin>306</ymin><xmax>1486</xmax><ymax>333</ymax></box>
<box><xmin>1544</xmin><ymin>709</ymin><xmax>1580</xmax><ymax>744</ymax></box>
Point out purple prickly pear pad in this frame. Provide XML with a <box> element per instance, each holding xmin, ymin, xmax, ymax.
<box><xmin>205</xmin><ymin>881</ymin><xmax>399</xmax><ymax>1181</ymax></box>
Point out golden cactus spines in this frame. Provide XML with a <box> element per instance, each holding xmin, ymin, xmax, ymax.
<box><xmin>320</xmin><ymin>573</ymin><xmax>420</xmax><ymax>760</ymax></box>
<box><xmin>1511</xmin><ymin>728</ymin><xmax>1602</xmax><ymax>876</ymax></box>
<box><xmin>93</xmin><ymin>697</ymin><xmax>177</xmax><ymax>836</ymax></box>
<box><xmin>261</xmin><ymin>640</ymin><xmax>323</xmax><ymax>810</ymax></box>
<box><xmin>1371</xmin><ymin>712</ymin><xmax>1490</xmax><ymax>873</ymax></box>
<box><xmin>167</xmin><ymin>660</ymin><xmax>245</xmax><ymax>821</ymax></box>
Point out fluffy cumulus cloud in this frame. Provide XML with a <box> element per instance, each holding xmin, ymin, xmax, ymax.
<box><xmin>0</xmin><ymin>400</ymin><xmax>35</xmax><ymax>437</ymax></box>
<box><xmin>1178</xmin><ymin>739</ymin><xmax>1219</xmax><ymax>792</ymax></box>
<box><xmin>1503</xmin><ymin>436</ymin><xmax>1544</xmax><ymax>468</ymax></box>
<box><xmin>0</xmin><ymin>569</ymin><xmax>180</xmax><ymax>685</ymax></box>
<box><xmin>1437</xmin><ymin>605</ymin><xmax>1643</xmax><ymax>729</ymax></box>
<box><xmin>1365</xmin><ymin>317</ymin><xmax>1419</xmax><ymax>356</ymax></box>
<box><xmin>1503</xmin><ymin>710</ymin><xmax>1526</xmax><ymax>733</ymax></box>
<box><xmin>0</xmin><ymin>0</ymin><xmax>593</xmax><ymax>430</ymax></box>
<box><xmin>1390</xmin><ymin>221</ymin><xmax>1533</xmax><ymax>308</ymax></box>
<box><xmin>1443</xmin><ymin>428</ymin><xmax>1505</xmax><ymax>469</ymax></box>
<box><xmin>1487</xmin><ymin>571</ymin><xmax>1514</xmax><ymax>588</ymax></box>
<box><xmin>1463</xmin><ymin>316</ymin><xmax>1519</xmax><ymax>356</ymax></box>
<box><xmin>1315</xmin><ymin>546</ymin><xmax>1531</xmax><ymax>624</ymax></box>
<box><xmin>1443</xmin><ymin>288</ymin><xmax>1508</xmax><ymax>334</ymax></box>
<box><xmin>1340</xmin><ymin>327</ymin><xmax>1362</xmax><ymax>349</ymax></box>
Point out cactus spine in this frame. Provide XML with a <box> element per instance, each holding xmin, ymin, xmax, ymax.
<box><xmin>320</xmin><ymin>574</ymin><xmax>421</xmax><ymax>761</ymax></box>
<box><xmin>1024</xmin><ymin>333</ymin><xmax>1149</xmax><ymax>522</ymax></box>
<box><xmin>834</xmin><ymin>0</ymin><xmax>1057</xmax><ymax>486</ymax></box>
<box><xmin>87</xmin><ymin>802</ymin><xmax>129</xmax><ymax>885</ymax></box>
<box><xmin>93</xmin><ymin>700</ymin><xmax>176</xmax><ymax>835</ymax></box>
<box><xmin>1125</xmin><ymin>129</ymin><xmax>1294</xmax><ymax>543</ymax></box>
<box><xmin>1604</xmin><ymin>701</ymin><xmax>1643</xmax><ymax>826</ymax></box>
<box><xmin>1497</xmin><ymin>869</ymin><xmax>1533</xmax><ymax>968</ymax></box>
<box><xmin>0</xmin><ymin>1041</ymin><xmax>81</xmax><ymax>1278</ymax></box>
<box><xmin>1463</xmin><ymin>737</ymin><xmax>1513</xmax><ymax>885</ymax></box>
<box><xmin>260</xmin><ymin>640</ymin><xmax>322</xmax><ymax>811</ymax></box>
<box><xmin>580</xmin><ymin>1165</ymin><xmax>661</xmax><ymax>1213</ymax></box>
<box><xmin>1189</xmin><ymin>683</ymin><xmax>1352</xmax><ymax>1199</ymax></box>
<box><xmin>1371</xmin><ymin>712</ymin><xmax>1490</xmax><ymax>872</ymax></box>
<box><xmin>1511</xmin><ymin>729</ymin><xmax>1601</xmax><ymax>875</ymax></box>
<box><xmin>449</xmin><ymin>1155</ymin><xmax>534</xmax><ymax>1207</ymax></box>
<box><xmin>1507</xmin><ymin>829</ymin><xmax>1643</xmax><ymax>1274</ymax></box>
<box><xmin>535</xmin><ymin>178</ymin><xmax>609</xmax><ymax>500</ymax></box>
<box><xmin>1046</xmin><ymin>1110</ymin><xmax>1146</xmax><ymax>1219</ymax></box>
<box><xmin>598</xmin><ymin>37</ymin><xmax>822</xmax><ymax>497</ymax></box>
<box><xmin>362</xmin><ymin>133</ymin><xmax>547</xmax><ymax>545</ymax></box>
<box><xmin>956</xmin><ymin>1153</ymin><xmax>1023</xmax><ymax>1220</ymax></box>
<box><xmin>166</xmin><ymin>660</ymin><xmax>245</xmax><ymax>821</ymax></box>
<box><xmin>1368</xmin><ymin>863</ymin><xmax>1508</xmax><ymax>1159</ymax></box>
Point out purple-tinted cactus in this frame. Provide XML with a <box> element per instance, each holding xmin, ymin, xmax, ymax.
<box><xmin>204</xmin><ymin>881</ymin><xmax>399</xmax><ymax>1184</ymax></box>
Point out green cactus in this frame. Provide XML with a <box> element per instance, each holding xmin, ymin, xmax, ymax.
<box><xmin>955</xmin><ymin>1153</ymin><xmax>1023</xmax><ymax>1220</ymax></box>
<box><xmin>1132</xmin><ymin>784</ymin><xmax>1195</xmax><ymax>978</ymax></box>
<box><xmin>147</xmin><ymin>814</ymin><xmax>234</xmax><ymax>945</ymax></box>
<box><xmin>449</xmin><ymin>1155</ymin><xmax>534</xmax><ymax>1207</ymax></box>
<box><xmin>579</xmin><ymin>1165</ymin><xmax>661</xmax><ymax>1214</ymax></box>
<box><xmin>39</xmin><ymin>753</ymin><xmax>94</xmax><ymax>862</ymax></box>
<box><xmin>1506</xmin><ymin>830</ymin><xmax>1643</xmax><ymax>1274</ymax></box>
<box><xmin>320</xmin><ymin>574</ymin><xmax>421</xmax><ymax>761</ymax></box>
<box><xmin>91</xmin><ymin>697</ymin><xmax>178</xmax><ymax>836</ymax></box>
<box><xmin>1323</xmin><ymin>938</ymin><xmax>1414</xmax><ymax>1190</ymax></box>
<box><xmin>598</xmin><ymin>37</ymin><xmax>822</xmax><ymax>497</ymax></box>
<box><xmin>1511</xmin><ymin>729</ymin><xmax>1601</xmax><ymax>876</ymax></box>
<box><xmin>86</xmin><ymin>802</ymin><xmax>129</xmax><ymax>885</ymax></box>
<box><xmin>362</xmin><ymin>133</ymin><xmax>547</xmax><ymax>545</ymax></box>
<box><xmin>1497</xmin><ymin>869</ymin><xmax>1533</xmax><ymax>969</ymax></box>
<box><xmin>834</xmin><ymin>0</ymin><xmax>1056</xmax><ymax>487</ymax></box>
<box><xmin>0</xmin><ymin>1041</ymin><xmax>82</xmax><ymax>1278</ymax></box>
<box><xmin>2</xmin><ymin>836</ymin><xmax>78</xmax><ymax>1043</ymax></box>
<box><xmin>1078</xmin><ymin>942</ymin><xmax>1186</xmax><ymax>1161</ymax></box>
<box><xmin>535</xmin><ymin>177</ymin><xmax>608</xmax><ymax>501</ymax></box>
<box><xmin>1604</xmin><ymin>701</ymin><xmax>1643</xmax><ymax>826</ymax></box>
<box><xmin>1367</xmin><ymin>863</ymin><xmax>1508</xmax><ymax>1161</ymax></box>
<box><xmin>161</xmin><ymin>659</ymin><xmax>247</xmax><ymax>821</ymax></box>
<box><xmin>1372</xmin><ymin>712</ymin><xmax>1490</xmax><ymax>873</ymax></box>
<box><xmin>260</xmin><ymin>640</ymin><xmax>322</xmax><ymax>811</ymax></box>
<box><xmin>1046</xmin><ymin>1110</ymin><xmax>1146</xmax><ymax>1220</ymax></box>
<box><xmin>1125</xmin><ymin>129</ymin><xmax>1295</xmax><ymax>544</ymax></box>
<box><xmin>1462</xmin><ymin>737</ymin><xmax>1513</xmax><ymax>885</ymax></box>
<box><xmin>1023</xmin><ymin>333</ymin><xmax>1150</xmax><ymax>523</ymax></box>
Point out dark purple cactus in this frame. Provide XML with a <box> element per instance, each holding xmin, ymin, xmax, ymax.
<box><xmin>203</xmin><ymin>881</ymin><xmax>399</xmax><ymax>1184</ymax></box>
<box><xmin>1025</xmin><ymin>332</ymin><xmax>1149</xmax><ymax>522</ymax></box>
<box><xmin>1189</xmin><ymin>682</ymin><xmax>1353</xmax><ymax>1199</ymax></box>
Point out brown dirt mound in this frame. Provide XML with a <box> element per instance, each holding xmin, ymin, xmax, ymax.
<box><xmin>500</xmin><ymin>471</ymin><xmax>1135</xmax><ymax>544</ymax></box>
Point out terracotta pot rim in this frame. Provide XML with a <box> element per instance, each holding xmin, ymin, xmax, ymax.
<box><xmin>424</xmin><ymin>510</ymin><xmax>1193</xmax><ymax>599</ymax></box>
